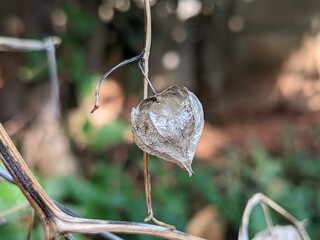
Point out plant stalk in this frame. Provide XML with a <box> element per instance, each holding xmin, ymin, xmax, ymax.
<box><xmin>141</xmin><ymin>0</ymin><xmax>175</xmax><ymax>229</ymax></box>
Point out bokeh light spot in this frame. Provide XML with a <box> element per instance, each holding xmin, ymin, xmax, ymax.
<box><xmin>177</xmin><ymin>0</ymin><xmax>202</xmax><ymax>21</ymax></box>
<box><xmin>98</xmin><ymin>4</ymin><xmax>114</xmax><ymax>23</ymax></box>
<box><xmin>115</xmin><ymin>0</ymin><xmax>130</xmax><ymax>12</ymax></box>
<box><xmin>172</xmin><ymin>26</ymin><xmax>188</xmax><ymax>42</ymax></box>
<box><xmin>51</xmin><ymin>10</ymin><xmax>68</xmax><ymax>32</ymax></box>
<box><xmin>162</xmin><ymin>51</ymin><xmax>181</xmax><ymax>70</ymax></box>
<box><xmin>228</xmin><ymin>15</ymin><xmax>244</xmax><ymax>33</ymax></box>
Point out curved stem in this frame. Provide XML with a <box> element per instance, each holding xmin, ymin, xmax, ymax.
<box><xmin>91</xmin><ymin>52</ymin><xmax>143</xmax><ymax>113</ymax></box>
<box><xmin>58</xmin><ymin>216</ymin><xmax>203</xmax><ymax>240</ymax></box>
<box><xmin>238</xmin><ymin>193</ymin><xmax>310</xmax><ymax>240</ymax></box>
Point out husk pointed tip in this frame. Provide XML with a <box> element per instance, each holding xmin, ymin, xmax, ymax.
<box><xmin>183</xmin><ymin>164</ymin><xmax>194</xmax><ymax>177</ymax></box>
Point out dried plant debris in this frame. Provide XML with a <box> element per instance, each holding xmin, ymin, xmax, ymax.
<box><xmin>252</xmin><ymin>225</ymin><xmax>302</xmax><ymax>240</ymax></box>
<box><xmin>131</xmin><ymin>85</ymin><xmax>204</xmax><ymax>176</ymax></box>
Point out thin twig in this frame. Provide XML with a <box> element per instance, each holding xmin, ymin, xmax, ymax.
<box><xmin>0</xmin><ymin>202</ymin><xmax>30</xmax><ymax>219</ymax></box>
<box><xmin>45</xmin><ymin>37</ymin><xmax>60</xmax><ymax>116</ymax></box>
<box><xmin>91</xmin><ymin>52</ymin><xmax>143</xmax><ymax>113</ymax></box>
<box><xmin>0</xmin><ymin>166</ymin><xmax>15</xmax><ymax>184</ymax></box>
<box><xmin>138</xmin><ymin>60</ymin><xmax>158</xmax><ymax>96</ymax></box>
<box><xmin>64</xmin><ymin>234</ymin><xmax>75</xmax><ymax>240</ymax></box>
<box><xmin>140</xmin><ymin>0</ymin><xmax>175</xmax><ymax>230</ymax></box>
<box><xmin>142</xmin><ymin>0</ymin><xmax>152</xmax><ymax>223</ymax></box>
<box><xmin>25</xmin><ymin>208</ymin><xmax>35</xmax><ymax>240</ymax></box>
<box><xmin>0</xmin><ymin>36</ymin><xmax>61</xmax><ymax>52</ymax></box>
<box><xmin>260</xmin><ymin>202</ymin><xmax>273</xmax><ymax>234</ymax></box>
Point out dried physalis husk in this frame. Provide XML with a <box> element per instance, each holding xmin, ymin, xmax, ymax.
<box><xmin>131</xmin><ymin>85</ymin><xmax>204</xmax><ymax>176</ymax></box>
<box><xmin>253</xmin><ymin>225</ymin><xmax>301</xmax><ymax>240</ymax></box>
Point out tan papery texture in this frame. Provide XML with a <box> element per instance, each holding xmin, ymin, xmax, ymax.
<box><xmin>131</xmin><ymin>85</ymin><xmax>204</xmax><ymax>176</ymax></box>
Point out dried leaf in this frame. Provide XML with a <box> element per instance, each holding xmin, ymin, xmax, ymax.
<box><xmin>131</xmin><ymin>85</ymin><xmax>204</xmax><ymax>176</ymax></box>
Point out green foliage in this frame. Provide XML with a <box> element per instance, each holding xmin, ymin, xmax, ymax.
<box><xmin>18</xmin><ymin>51</ymin><xmax>48</xmax><ymax>83</ymax></box>
<box><xmin>0</xmin><ymin>180</ymin><xmax>38</xmax><ymax>239</ymax></box>
<box><xmin>0</xmin><ymin>180</ymin><xmax>26</xmax><ymax>210</ymax></box>
<box><xmin>83</xmin><ymin>119</ymin><xmax>129</xmax><ymax>150</ymax></box>
<box><xmin>63</xmin><ymin>4</ymin><xmax>97</xmax><ymax>39</ymax></box>
<box><xmin>220</xmin><ymin>147</ymin><xmax>320</xmax><ymax>239</ymax></box>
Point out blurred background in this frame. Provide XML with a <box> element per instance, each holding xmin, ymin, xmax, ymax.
<box><xmin>1</xmin><ymin>0</ymin><xmax>320</xmax><ymax>239</ymax></box>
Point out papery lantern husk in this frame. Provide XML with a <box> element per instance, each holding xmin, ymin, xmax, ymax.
<box><xmin>131</xmin><ymin>85</ymin><xmax>204</xmax><ymax>176</ymax></box>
